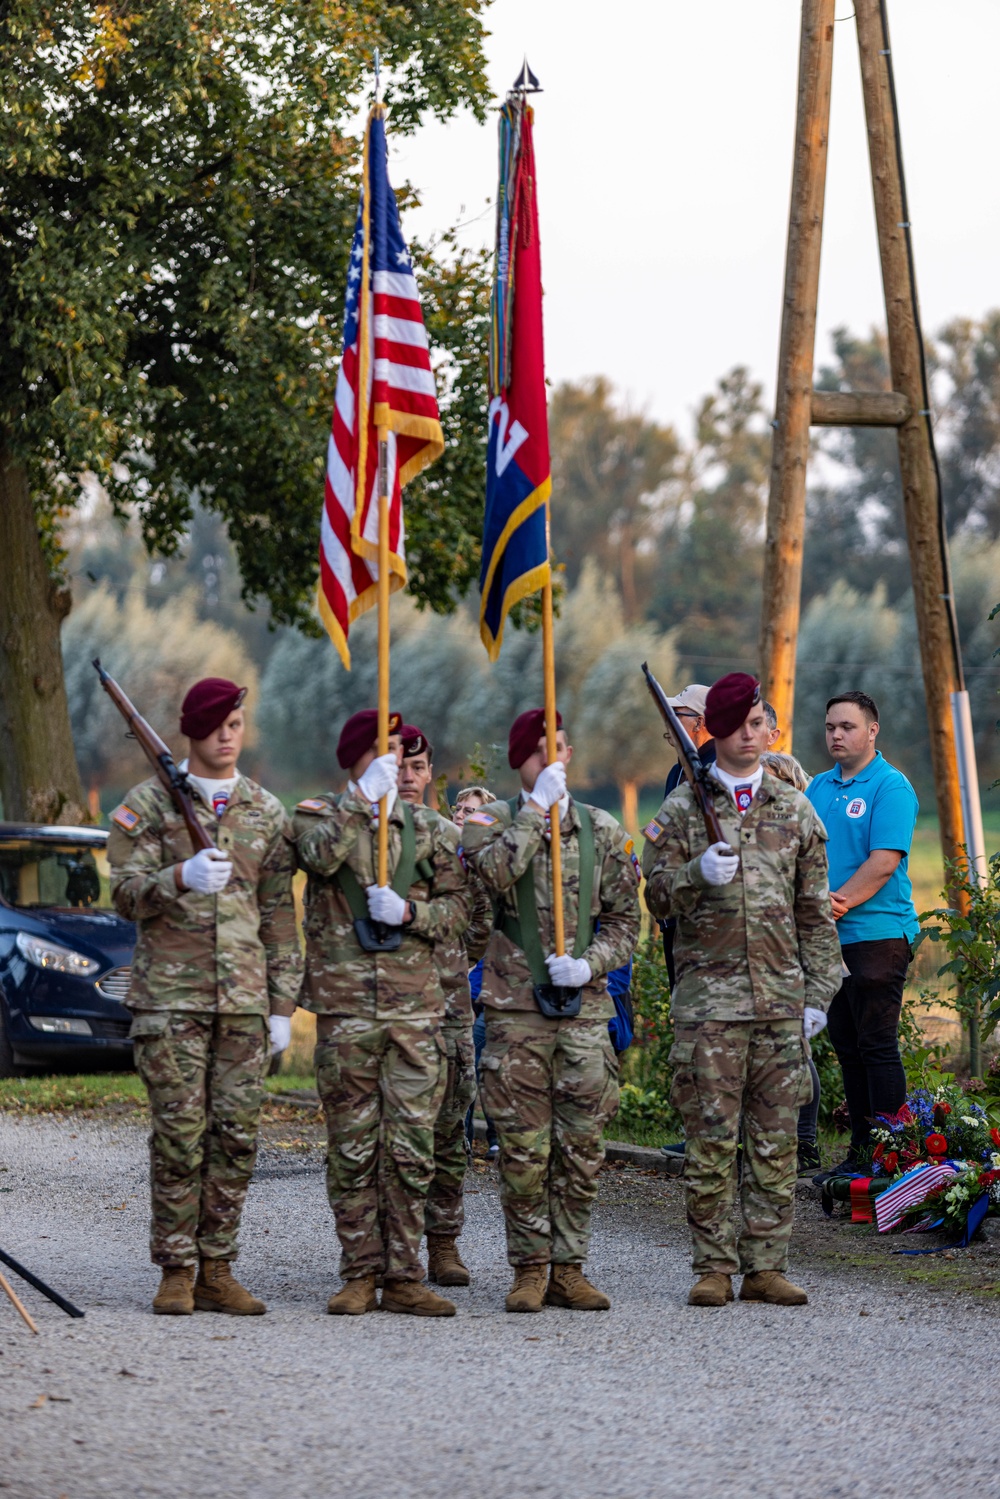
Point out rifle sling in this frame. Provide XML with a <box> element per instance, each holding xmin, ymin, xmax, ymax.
<box><xmin>334</xmin><ymin>800</ymin><xmax>422</xmax><ymax>923</ymax></box>
<box><xmin>499</xmin><ymin>799</ymin><xmax>596</xmax><ymax>986</ymax></box>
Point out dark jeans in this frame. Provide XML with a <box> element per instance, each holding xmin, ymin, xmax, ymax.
<box><xmin>464</xmin><ymin>1010</ymin><xmax>498</xmax><ymax>1149</ymax></box>
<box><xmin>797</xmin><ymin>1056</ymin><xmax>821</xmax><ymax>1144</ymax></box>
<box><xmin>826</xmin><ymin>937</ymin><xmax>910</xmax><ymax>1156</ymax></box>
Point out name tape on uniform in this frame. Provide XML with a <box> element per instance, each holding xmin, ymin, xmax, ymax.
<box><xmin>112</xmin><ymin>804</ymin><xmax>141</xmax><ymax>832</ymax></box>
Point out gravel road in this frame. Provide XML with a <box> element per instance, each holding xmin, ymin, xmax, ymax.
<box><xmin>1</xmin><ymin>1112</ymin><xmax>998</xmax><ymax>1499</ymax></box>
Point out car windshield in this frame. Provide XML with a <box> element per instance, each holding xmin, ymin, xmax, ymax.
<box><xmin>0</xmin><ymin>841</ymin><xmax>114</xmax><ymax>911</ymax></box>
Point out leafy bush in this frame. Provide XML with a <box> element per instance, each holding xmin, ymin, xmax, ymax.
<box><xmin>617</xmin><ymin>933</ymin><xmax>682</xmax><ymax>1138</ymax></box>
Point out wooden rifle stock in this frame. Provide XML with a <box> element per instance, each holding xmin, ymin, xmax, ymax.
<box><xmin>92</xmin><ymin>660</ymin><xmax>214</xmax><ymax>855</ymax></box>
<box><xmin>640</xmin><ymin>662</ymin><xmax>730</xmax><ymax>850</ymax></box>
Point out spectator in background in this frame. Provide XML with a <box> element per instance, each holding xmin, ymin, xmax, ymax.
<box><xmin>805</xmin><ymin>692</ymin><xmax>920</xmax><ymax>1180</ymax></box>
<box><xmin>762</xmin><ymin>701</ymin><xmax>781</xmax><ymax>748</ymax></box>
<box><xmin>455</xmin><ymin>786</ymin><xmax>500</xmax><ymax>1160</ymax></box>
<box><xmin>762</xmin><ymin>748</ymin><xmax>822</xmax><ymax>1175</ymax></box>
<box><xmin>661</xmin><ymin>685</ymin><xmax>715</xmax><ymax>989</ymax></box>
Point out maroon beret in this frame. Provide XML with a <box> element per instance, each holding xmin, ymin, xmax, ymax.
<box><xmin>704</xmin><ymin>673</ymin><xmax>761</xmax><ymax>740</ymax></box>
<box><xmin>401</xmin><ymin>724</ymin><xmax>433</xmax><ymax>761</ymax></box>
<box><xmin>180</xmin><ymin>678</ymin><xmax>247</xmax><ymax>741</ymax></box>
<box><xmin>508</xmin><ymin>708</ymin><xmax>563</xmax><ymax>770</ymax></box>
<box><xmin>336</xmin><ymin>709</ymin><xmax>402</xmax><ymax>770</ymax></box>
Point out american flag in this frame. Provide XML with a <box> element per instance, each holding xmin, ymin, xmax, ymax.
<box><xmin>874</xmin><ymin>1161</ymin><xmax>957</xmax><ymax>1233</ymax></box>
<box><xmin>318</xmin><ymin>104</ymin><xmax>443</xmax><ymax>667</ymax></box>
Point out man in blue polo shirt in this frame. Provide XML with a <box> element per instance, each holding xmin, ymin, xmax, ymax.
<box><xmin>806</xmin><ymin>691</ymin><xmax>920</xmax><ymax>1172</ymax></box>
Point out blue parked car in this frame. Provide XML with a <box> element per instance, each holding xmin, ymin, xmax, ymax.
<box><xmin>0</xmin><ymin>823</ymin><xmax>136</xmax><ymax>1076</ymax></box>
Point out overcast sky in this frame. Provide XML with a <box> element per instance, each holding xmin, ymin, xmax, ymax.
<box><xmin>396</xmin><ymin>0</ymin><xmax>1000</xmax><ymax>438</ymax></box>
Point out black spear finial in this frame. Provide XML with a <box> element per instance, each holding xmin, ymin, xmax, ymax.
<box><xmin>511</xmin><ymin>57</ymin><xmax>542</xmax><ymax>93</ymax></box>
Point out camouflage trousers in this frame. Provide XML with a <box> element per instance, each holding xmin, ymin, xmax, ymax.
<box><xmin>425</xmin><ymin>1017</ymin><xmax>477</xmax><ymax>1238</ymax></box>
<box><xmin>315</xmin><ymin>1014</ymin><xmax>446</xmax><ymax>1282</ymax></box>
<box><xmin>480</xmin><ymin>1011</ymin><xmax>620</xmax><ymax>1267</ymax></box>
<box><xmin>130</xmin><ymin>1011</ymin><xmax>268</xmax><ymax>1267</ymax></box>
<box><xmin>669</xmin><ymin>1020</ymin><xmax>812</xmax><ymax>1275</ymax></box>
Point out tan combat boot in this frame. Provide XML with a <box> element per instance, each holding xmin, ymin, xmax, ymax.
<box><xmin>382</xmin><ymin>1278</ymin><xmax>456</xmax><ymax>1317</ymax></box>
<box><xmin>152</xmin><ymin>1265</ymin><xmax>196</xmax><ymax>1315</ymax></box>
<box><xmin>193</xmin><ymin>1258</ymin><xmax>266</xmax><ymax>1315</ymax></box>
<box><xmin>327</xmin><ymin>1274</ymin><xmax>379</xmax><ymax>1316</ymax></box>
<box><xmin>739</xmin><ymin>1270</ymin><xmax>808</xmax><ymax>1306</ymax></box>
<box><xmin>427</xmin><ymin>1234</ymin><xmax>470</xmax><ymax>1288</ymax></box>
<box><xmin>687</xmin><ymin>1273</ymin><xmax>734</xmax><ymax>1307</ymax></box>
<box><xmin>505</xmin><ymin>1265</ymin><xmax>548</xmax><ymax>1313</ymax></box>
<box><xmin>545</xmin><ymin>1264</ymin><xmax>610</xmax><ymax>1311</ymax></box>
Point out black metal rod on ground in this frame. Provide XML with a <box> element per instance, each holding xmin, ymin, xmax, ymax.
<box><xmin>0</xmin><ymin>1247</ymin><xmax>85</xmax><ymax>1318</ymax></box>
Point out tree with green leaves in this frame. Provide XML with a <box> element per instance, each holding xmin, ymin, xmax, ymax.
<box><xmin>0</xmin><ymin>0</ymin><xmax>489</xmax><ymax>820</ymax></box>
<box><xmin>548</xmin><ymin>378</ymin><xmax>680</xmax><ymax>622</ymax></box>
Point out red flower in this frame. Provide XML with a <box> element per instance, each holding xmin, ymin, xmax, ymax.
<box><xmin>925</xmin><ymin>1133</ymin><xmax>948</xmax><ymax>1156</ymax></box>
<box><xmin>873</xmin><ymin>1142</ymin><xmax>885</xmax><ymax>1161</ymax></box>
<box><xmin>933</xmin><ymin>1102</ymin><xmax>952</xmax><ymax>1127</ymax></box>
<box><xmin>990</xmin><ymin>1128</ymin><xmax>1000</xmax><ymax>1149</ymax></box>
<box><xmin>884</xmin><ymin>1152</ymin><xmax>899</xmax><ymax>1174</ymax></box>
<box><xmin>938</xmin><ymin>1102</ymin><xmax>952</xmax><ymax>1115</ymax></box>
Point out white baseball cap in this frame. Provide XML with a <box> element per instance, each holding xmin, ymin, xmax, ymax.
<box><xmin>666</xmin><ymin>684</ymin><xmax>709</xmax><ymax>717</ymax></box>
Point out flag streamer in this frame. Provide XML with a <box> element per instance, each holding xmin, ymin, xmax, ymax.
<box><xmin>479</xmin><ymin>96</ymin><xmax>552</xmax><ymax>662</ymax></box>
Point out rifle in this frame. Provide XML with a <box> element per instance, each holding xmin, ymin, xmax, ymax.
<box><xmin>92</xmin><ymin>660</ymin><xmax>214</xmax><ymax>855</ymax></box>
<box><xmin>640</xmin><ymin>662</ymin><xmax>732</xmax><ymax>851</ymax></box>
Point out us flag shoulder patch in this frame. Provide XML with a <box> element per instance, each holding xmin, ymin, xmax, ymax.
<box><xmin>112</xmin><ymin>804</ymin><xmax>141</xmax><ymax>832</ymax></box>
<box><xmin>296</xmin><ymin>798</ymin><xmax>327</xmax><ymax>814</ymax></box>
<box><xmin>466</xmin><ymin>811</ymin><xmax>498</xmax><ymax>827</ymax></box>
<box><xmin>642</xmin><ymin>819</ymin><xmax>664</xmax><ymax>844</ymax></box>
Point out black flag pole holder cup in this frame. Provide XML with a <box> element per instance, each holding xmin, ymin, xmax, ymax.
<box><xmin>533</xmin><ymin>983</ymin><xmax>582</xmax><ymax>1020</ymax></box>
<box><xmin>353</xmin><ymin>918</ymin><xmax>403</xmax><ymax>954</ymax></box>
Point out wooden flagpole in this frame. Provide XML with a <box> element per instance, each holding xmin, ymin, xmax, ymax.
<box><xmin>541</xmin><ymin>551</ymin><xmax>565</xmax><ymax>958</ymax></box>
<box><xmin>0</xmin><ymin>1268</ymin><xmax>38</xmax><ymax>1334</ymax></box>
<box><xmin>376</xmin><ymin>430</ymin><xmax>390</xmax><ymax>887</ymax></box>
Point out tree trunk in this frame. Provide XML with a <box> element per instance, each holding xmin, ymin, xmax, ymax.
<box><xmin>619</xmin><ymin>520</ymin><xmax>638</xmax><ymax>625</ymax></box>
<box><xmin>619</xmin><ymin>778</ymin><xmax>639</xmax><ymax>837</ymax></box>
<box><xmin>0</xmin><ymin>446</ymin><xmax>88</xmax><ymax>823</ymax></box>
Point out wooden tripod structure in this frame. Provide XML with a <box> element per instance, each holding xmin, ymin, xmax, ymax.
<box><xmin>760</xmin><ymin>0</ymin><xmax>985</xmax><ymax>1070</ymax></box>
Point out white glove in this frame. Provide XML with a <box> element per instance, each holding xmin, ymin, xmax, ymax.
<box><xmin>528</xmin><ymin>761</ymin><xmax>567</xmax><ymax>811</ymax></box>
<box><xmin>700</xmin><ymin>841</ymin><xmax>739</xmax><ymax>886</ymax></box>
<box><xmin>180</xmin><ymin>847</ymin><xmax>232</xmax><ymax>894</ymax></box>
<box><xmin>357</xmin><ymin>753</ymin><xmax>399</xmax><ymax>805</ymax></box>
<box><xmin>268</xmin><ymin>1015</ymin><xmax>292</xmax><ymax>1054</ymax></box>
<box><xmin>804</xmin><ymin>1007</ymin><xmax>828</xmax><ymax>1041</ymax></box>
<box><xmin>545</xmin><ymin>953</ymin><xmax>592</xmax><ymax>988</ymax></box>
<box><xmin>366</xmin><ymin>884</ymin><xmax>408</xmax><ymax>926</ymax></box>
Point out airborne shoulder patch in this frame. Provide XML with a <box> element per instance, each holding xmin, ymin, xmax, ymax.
<box><xmin>111</xmin><ymin>804</ymin><xmax>141</xmax><ymax>834</ymax></box>
<box><xmin>295</xmin><ymin>798</ymin><xmax>327</xmax><ymax>814</ymax></box>
<box><xmin>642</xmin><ymin>818</ymin><xmax>664</xmax><ymax>844</ymax></box>
<box><xmin>466</xmin><ymin>811</ymin><xmax>498</xmax><ymax>826</ymax></box>
<box><xmin>624</xmin><ymin>837</ymin><xmax>642</xmax><ymax>883</ymax></box>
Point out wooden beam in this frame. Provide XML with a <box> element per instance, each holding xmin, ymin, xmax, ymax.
<box><xmin>759</xmin><ymin>0</ymin><xmax>836</xmax><ymax>751</ymax></box>
<box><xmin>810</xmin><ymin>389</ymin><xmax>911</xmax><ymax>426</ymax></box>
<box><xmin>854</xmin><ymin>1</ymin><xmax>966</xmax><ymax>889</ymax></box>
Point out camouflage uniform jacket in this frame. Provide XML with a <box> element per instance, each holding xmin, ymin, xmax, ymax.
<box><xmin>462</xmin><ymin>797</ymin><xmax>640</xmax><ymax>1019</ymax></box>
<box><xmin>641</xmin><ymin>771</ymin><xmax>841</xmax><ymax>1023</ymax></box>
<box><xmin>292</xmin><ymin>790</ymin><xmax>471</xmax><ymax>1020</ymax></box>
<box><xmin>108</xmin><ymin>775</ymin><xmax>302</xmax><ymax>1017</ymax></box>
<box><xmin>436</xmin><ymin>835</ymin><xmax>493</xmax><ymax>1024</ymax></box>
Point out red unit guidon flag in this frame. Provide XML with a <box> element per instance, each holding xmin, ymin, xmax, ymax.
<box><xmin>319</xmin><ymin>103</ymin><xmax>444</xmax><ymax>667</ymax></box>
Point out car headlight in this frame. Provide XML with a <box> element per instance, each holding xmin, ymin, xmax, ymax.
<box><xmin>28</xmin><ymin>1015</ymin><xmax>93</xmax><ymax>1035</ymax></box>
<box><xmin>15</xmin><ymin>931</ymin><xmax>101</xmax><ymax>978</ymax></box>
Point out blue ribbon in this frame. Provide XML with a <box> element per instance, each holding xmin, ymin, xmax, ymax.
<box><xmin>892</xmin><ymin>1192</ymin><xmax>989</xmax><ymax>1255</ymax></box>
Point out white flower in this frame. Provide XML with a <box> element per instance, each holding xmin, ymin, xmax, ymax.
<box><xmin>961</xmin><ymin>1116</ymin><xmax>982</xmax><ymax>1128</ymax></box>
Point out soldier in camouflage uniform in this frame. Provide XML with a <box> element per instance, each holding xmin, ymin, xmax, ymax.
<box><xmin>397</xmin><ymin>726</ymin><xmax>493</xmax><ymax>1288</ymax></box>
<box><xmin>292</xmin><ymin>709</ymin><xmax>472</xmax><ymax>1318</ymax></box>
<box><xmin>108</xmin><ymin>678</ymin><xmax>302</xmax><ymax>1317</ymax></box>
<box><xmin>462</xmin><ymin>709</ymin><xmax>640</xmax><ymax>1314</ymax></box>
<box><xmin>642</xmin><ymin>673</ymin><xmax>841</xmax><ymax>1307</ymax></box>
